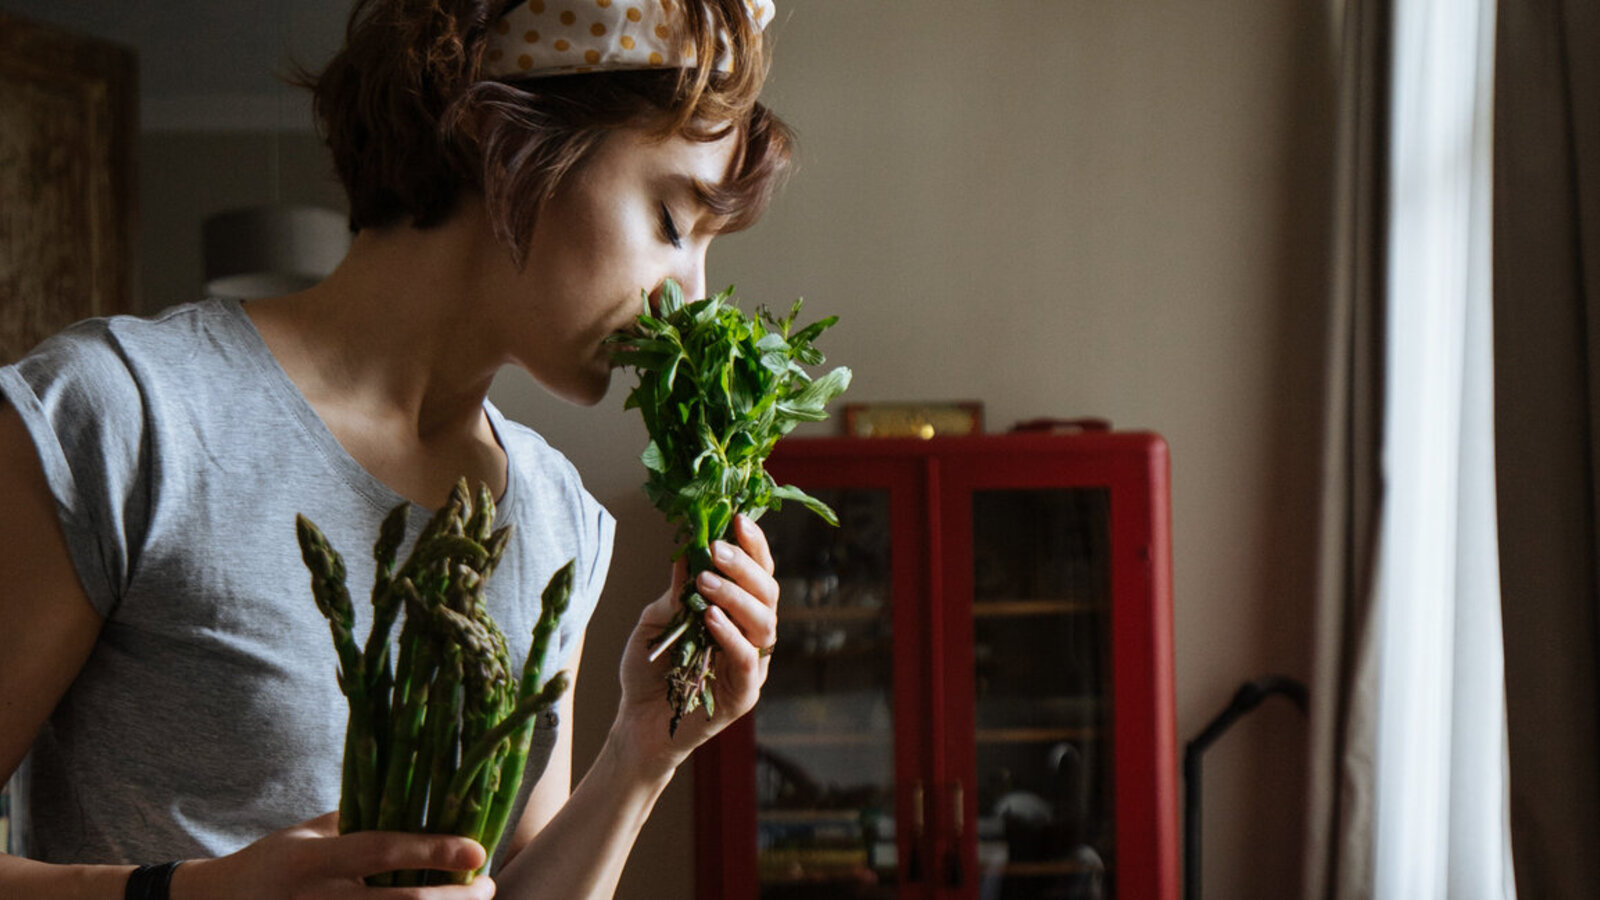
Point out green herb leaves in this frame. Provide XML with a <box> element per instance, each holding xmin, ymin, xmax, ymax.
<box><xmin>609</xmin><ymin>281</ymin><xmax>851</xmax><ymax>733</ymax></box>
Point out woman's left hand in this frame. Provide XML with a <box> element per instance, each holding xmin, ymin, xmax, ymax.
<box><xmin>613</xmin><ymin>512</ymin><xmax>779</xmax><ymax>777</ymax></box>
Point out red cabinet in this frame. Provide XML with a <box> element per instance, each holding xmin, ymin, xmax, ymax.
<box><xmin>695</xmin><ymin>432</ymin><xmax>1178</xmax><ymax>900</ymax></box>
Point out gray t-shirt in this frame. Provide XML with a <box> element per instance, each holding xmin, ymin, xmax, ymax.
<box><xmin>0</xmin><ymin>298</ymin><xmax>614</xmax><ymax>869</ymax></box>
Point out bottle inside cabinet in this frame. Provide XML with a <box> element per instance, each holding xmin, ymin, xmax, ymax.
<box><xmin>754</xmin><ymin>487</ymin><xmax>898</xmax><ymax>899</ymax></box>
<box><xmin>971</xmin><ymin>488</ymin><xmax>1114</xmax><ymax>900</ymax></box>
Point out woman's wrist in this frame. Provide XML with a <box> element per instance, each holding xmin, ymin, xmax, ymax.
<box><xmin>124</xmin><ymin>861</ymin><xmax>183</xmax><ymax>900</ymax></box>
<box><xmin>0</xmin><ymin>855</ymin><xmax>139</xmax><ymax>900</ymax></box>
<box><xmin>603</xmin><ymin>716</ymin><xmax>683</xmax><ymax>791</ymax></box>
<box><xmin>166</xmin><ymin>858</ymin><xmax>208</xmax><ymax>900</ymax></box>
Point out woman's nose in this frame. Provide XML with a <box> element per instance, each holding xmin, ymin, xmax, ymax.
<box><xmin>674</xmin><ymin>264</ymin><xmax>706</xmax><ymax>302</ymax></box>
<box><xmin>650</xmin><ymin>262</ymin><xmax>706</xmax><ymax>307</ymax></box>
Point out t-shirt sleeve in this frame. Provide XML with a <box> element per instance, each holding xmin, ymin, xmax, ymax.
<box><xmin>550</xmin><ymin>488</ymin><xmax>615</xmax><ymax>676</ymax></box>
<box><xmin>0</xmin><ymin>325</ymin><xmax>149</xmax><ymax>617</ymax></box>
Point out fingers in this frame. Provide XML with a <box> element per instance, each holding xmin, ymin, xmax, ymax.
<box><xmin>708</xmin><ymin>514</ymin><xmax>778</xmax><ymax>657</ymax></box>
<box><xmin>699</xmin><ymin>544</ymin><xmax>777</xmax><ymax>652</ymax></box>
<box><xmin>636</xmin><ymin>586</ymin><xmax>677</xmax><ymax>631</ymax></box>
<box><xmin>644</xmin><ymin>514</ymin><xmax>781</xmax><ymax>678</ymax></box>
<box><xmin>732</xmin><ymin>513</ymin><xmax>775</xmax><ymax>575</ymax></box>
<box><xmin>709</xmin><ymin>520</ymin><xmax>778</xmax><ymax>608</ymax></box>
<box><xmin>302</xmin><ymin>810</ymin><xmax>341</xmax><ymax>837</ymax></box>
<box><xmin>703</xmin><ymin>603</ymin><xmax>762</xmax><ymax>688</ymax></box>
<box><xmin>322</xmin><ymin>830</ymin><xmax>487</xmax><ymax>883</ymax></box>
<box><xmin>398</xmin><ymin>876</ymin><xmax>496</xmax><ymax>900</ymax></box>
<box><xmin>216</xmin><ymin>816</ymin><xmax>497</xmax><ymax>900</ymax></box>
<box><xmin>336</xmin><ymin>875</ymin><xmax>496</xmax><ymax>900</ymax></box>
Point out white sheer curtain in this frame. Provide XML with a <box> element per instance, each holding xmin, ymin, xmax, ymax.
<box><xmin>1370</xmin><ymin>0</ymin><xmax>1515</xmax><ymax>897</ymax></box>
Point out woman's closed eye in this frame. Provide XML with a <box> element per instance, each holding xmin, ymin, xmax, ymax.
<box><xmin>658</xmin><ymin>202</ymin><xmax>684</xmax><ymax>249</ymax></box>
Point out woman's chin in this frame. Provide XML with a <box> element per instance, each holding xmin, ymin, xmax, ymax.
<box><xmin>527</xmin><ymin>351</ymin><xmax>618</xmax><ymax>407</ymax></box>
<box><xmin>571</xmin><ymin>369</ymin><xmax>614</xmax><ymax>408</ymax></box>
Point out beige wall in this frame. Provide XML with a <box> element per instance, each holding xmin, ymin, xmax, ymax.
<box><xmin>140</xmin><ymin>2</ymin><xmax>1337</xmax><ymax>897</ymax></box>
<box><xmin>139</xmin><ymin>131</ymin><xmax>346</xmax><ymax>315</ymax></box>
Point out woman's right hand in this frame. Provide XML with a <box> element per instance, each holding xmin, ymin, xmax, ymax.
<box><xmin>172</xmin><ymin>813</ymin><xmax>494</xmax><ymax>900</ymax></box>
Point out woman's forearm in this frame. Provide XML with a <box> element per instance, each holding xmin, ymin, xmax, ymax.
<box><xmin>0</xmin><ymin>854</ymin><xmax>135</xmax><ymax>899</ymax></box>
<box><xmin>491</xmin><ymin>516</ymin><xmax>780</xmax><ymax>900</ymax></box>
<box><xmin>493</xmin><ymin>725</ymin><xmax>677</xmax><ymax>900</ymax></box>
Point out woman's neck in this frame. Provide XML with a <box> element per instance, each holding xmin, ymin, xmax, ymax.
<box><xmin>243</xmin><ymin>204</ymin><xmax>516</xmax><ymax>506</ymax></box>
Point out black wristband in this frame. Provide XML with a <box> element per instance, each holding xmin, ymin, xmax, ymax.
<box><xmin>125</xmin><ymin>861</ymin><xmax>182</xmax><ymax>900</ymax></box>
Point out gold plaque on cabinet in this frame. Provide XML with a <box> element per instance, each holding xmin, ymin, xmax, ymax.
<box><xmin>842</xmin><ymin>402</ymin><xmax>983</xmax><ymax>439</ymax></box>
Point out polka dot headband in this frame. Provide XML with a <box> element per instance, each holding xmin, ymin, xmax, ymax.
<box><xmin>484</xmin><ymin>0</ymin><xmax>775</xmax><ymax>79</ymax></box>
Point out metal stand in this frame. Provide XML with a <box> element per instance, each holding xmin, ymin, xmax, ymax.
<box><xmin>1183</xmin><ymin>675</ymin><xmax>1307</xmax><ymax>900</ymax></box>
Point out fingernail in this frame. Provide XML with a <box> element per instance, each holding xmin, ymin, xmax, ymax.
<box><xmin>708</xmin><ymin>605</ymin><xmax>729</xmax><ymax>626</ymax></box>
<box><xmin>713</xmin><ymin>541</ymin><xmax>734</xmax><ymax>564</ymax></box>
<box><xmin>699</xmin><ymin>570</ymin><xmax>723</xmax><ymax>591</ymax></box>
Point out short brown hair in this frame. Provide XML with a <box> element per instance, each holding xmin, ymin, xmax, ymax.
<box><xmin>303</xmin><ymin>0</ymin><xmax>793</xmax><ymax>261</ymax></box>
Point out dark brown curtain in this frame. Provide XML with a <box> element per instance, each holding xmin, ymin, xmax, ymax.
<box><xmin>1493</xmin><ymin>0</ymin><xmax>1600</xmax><ymax>897</ymax></box>
<box><xmin>1301</xmin><ymin>0</ymin><xmax>1389</xmax><ymax>897</ymax></box>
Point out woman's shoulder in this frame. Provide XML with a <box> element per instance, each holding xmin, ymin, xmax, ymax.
<box><xmin>104</xmin><ymin>298</ymin><xmax>248</xmax><ymax>357</ymax></box>
<box><xmin>7</xmin><ymin>300</ymin><xmax>270</xmax><ymax>442</ymax></box>
<box><xmin>0</xmin><ymin>296</ymin><xmax>244</xmax><ymax>466</ymax></box>
<box><xmin>487</xmin><ymin>406</ymin><xmax>615</xmax><ymax>526</ymax></box>
<box><xmin>10</xmin><ymin>299</ymin><xmax>239</xmax><ymax>378</ymax></box>
<box><xmin>491</xmin><ymin>411</ymin><xmax>589</xmax><ymax>495</ymax></box>
<box><xmin>1</xmin><ymin>308</ymin><xmax>157</xmax><ymax>418</ymax></box>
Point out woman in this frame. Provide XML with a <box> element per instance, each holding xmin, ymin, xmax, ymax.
<box><xmin>0</xmin><ymin>0</ymin><xmax>792</xmax><ymax>896</ymax></box>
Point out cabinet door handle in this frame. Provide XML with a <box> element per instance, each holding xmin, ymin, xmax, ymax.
<box><xmin>945</xmin><ymin>780</ymin><xmax>965</xmax><ymax>886</ymax></box>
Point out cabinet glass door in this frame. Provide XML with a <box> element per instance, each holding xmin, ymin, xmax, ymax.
<box><xmin>969</xmin><ymin>488</ymin><xmax>1114</xmax><ymax>900</ymax></box>
<box><xmin>755</xmin><ymin>487</ymin><xmax>899</xmax><ymax>898</ymax></box>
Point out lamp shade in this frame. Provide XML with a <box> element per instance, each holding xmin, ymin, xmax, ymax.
<box><xmin>202</xmin><ymin>205</ymin><xmax>350</xmax><ymax>300</ymax></box>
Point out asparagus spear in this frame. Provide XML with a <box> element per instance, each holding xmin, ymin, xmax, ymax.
<box><xmin>608</xmin><ymin>281</ymin><xmax>851</xmax><ymax>734</ymax></box>
<box><xmin>295</xmin><ymin>518</ymin><xmax>374</xmax><ymax>834</ymax></box>
<box><xmin>297</xmin><ymin>479</ymin><xmax>574</xmax><ymax>884</ymax></box>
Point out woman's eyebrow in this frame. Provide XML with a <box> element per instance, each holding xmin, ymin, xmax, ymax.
<box><xmin>661</xmin><ymin>173</ymin><xmax>737</xmax><ymax>231</ymax></box>
<box><xmin>659</xmin><ymin>173</ymin><xmax>715</xmax><ymax>208</ymax></box>
<box><xmin>683</xmin><ymin>176</ymin><xmax>741</xmax><ymax>227</ymax></box>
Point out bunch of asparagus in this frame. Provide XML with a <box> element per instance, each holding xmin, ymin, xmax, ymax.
<box><xmin>296</xmin><ymin>479</ymin><xmax>572</xmax><ymax>885</ymax></box>
<box><xmin>609</xmin><ymin>281</ymin><xmax>850</xmax><ymax>734</ymax></box>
